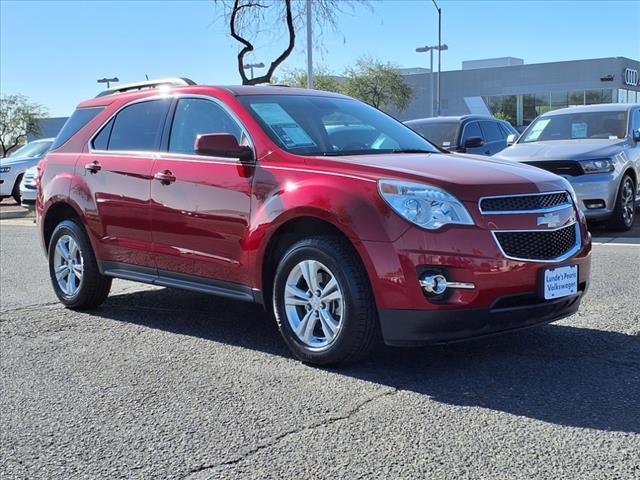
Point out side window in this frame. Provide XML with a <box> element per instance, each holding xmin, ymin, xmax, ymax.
<box><xmin>633</xmin><ymin>109</ymin><xmax>640</xmax><ymax>131</ymax></box>
<box><xmin>108</xmin><ymin>99</ymin><xmax>169</xmax><ymax>151</ymax></box>
<box><xmin>498</xmin><ymin>123</ymin><xmax>511</xmax><ymax>139</ymax></box>
<box><xmin>92</xmin><ymin>118</ymin><xmax>114</xmax><ymax>150</ymax></box>
<box><xmin>168</xmin><ymin>98</ymin><xmax>242</xmax><ymax>155</ymax></box>
<box><xmin>461</xmin><ymin>122</ymin><xmax>482</xmax><ymax>143</ymax></box>
<box><xmin>480</xmin><ymin>121</ymin><xmax>503</xmax><ymax>143</ymax></box>
<box><xmin>51</xmin><ymin>107</ymin><xmax>104</xmax><ymax>150</ymax></box>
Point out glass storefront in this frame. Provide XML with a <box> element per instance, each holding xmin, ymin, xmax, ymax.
<box><xmin>484</xmin><ymin>88</ymin><xmax>639</xmax><ymax>129</ymax></box>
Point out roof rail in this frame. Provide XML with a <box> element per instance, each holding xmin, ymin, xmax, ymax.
<box><xmin>95</xmin><ymin>77</ymin><xmax>197</xmax><ymax>97</ymax></box>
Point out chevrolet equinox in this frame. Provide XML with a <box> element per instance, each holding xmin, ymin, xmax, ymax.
<box><xmin>37</xmin><ymin>78</ymin><xmax>592</xmax><ymax>365</ymax></box>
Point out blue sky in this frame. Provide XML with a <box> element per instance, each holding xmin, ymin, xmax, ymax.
<box><xmin>1</xmin><ymin>0</ymin><xmax>639</xmax><ymax>117</ymax></box>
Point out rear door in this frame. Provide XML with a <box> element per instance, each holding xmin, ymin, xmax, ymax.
<box><xmin>81</xmin><ymin>98</ymin><xmax>171</xmax><ymax>271</ymax></box>
<box><xmin>150</xmin><ymin>96</ymin><xmax>254</xmax><ymax>285</ymax></box>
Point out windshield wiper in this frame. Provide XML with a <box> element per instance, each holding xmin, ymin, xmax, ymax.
<box><xmin>390</xmin><ymin>149</ymin><xmax>435</xmax><ymax>154</ymax></box>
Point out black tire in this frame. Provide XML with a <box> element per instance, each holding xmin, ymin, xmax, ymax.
<box><xmin>11</xmin><ymin>174</ymin><xmax>23</xmax><ymax>204</ymax></box>
<box><xmin>606</xmin><ymin>174</ymin><xmax>636</xmax><ymax>232</ymax></box>
<box><xmin>48</xmin><ymin>219</ymin><xmax>112</xmax><ymax>309</ymax></box>
<box><xmin>272</xmin><ymin>236</ymin><xmax>380</xmax><ymax>366</ymax></box>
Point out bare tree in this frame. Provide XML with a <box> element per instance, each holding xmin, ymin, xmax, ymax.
<box><xmin>215</xmin><ymin>0</ymin><xmax>368</xmax><ymax>85</ymax></box>
<box><xmin>0</xmin><ymin>95</ymin><xmax>47</xmax><ymax>157</ymax></box>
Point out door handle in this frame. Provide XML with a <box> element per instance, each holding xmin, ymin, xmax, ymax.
<box><xmin>154</xmin><ymin>170</ymin><xmax>176</xmax><ymax>185</ymax></box>
<box><xmin>85</xmin><ymin>160</ymin><xmax>101</xmax><ymax>174</ymax></box>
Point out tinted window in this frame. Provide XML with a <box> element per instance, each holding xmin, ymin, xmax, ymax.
<box><xmin>461</xmin><ymin>122</ymin><xmax>482</xmax><ymax>142</ymax></box>
<box><xmin>407</xmin><ymin>121</ymin><xmax>459</xmax><ymax>147</ymax></box>
<box><xmin>108</xmin><ymin>100</ymin><xmax>169</xmax><ymax>151</ymax></box>
<box><xmin>632</xmin><ymin>109</ymin><xmax>640</xmax><ymax>131</ymax></box>
<box><xmin>480</xmin><ymin>121</ymin><xmax>503</xmax><ymax>142</ymax></box>
<box><xmin>51</xmin><ymin>107</ymin><xmax>103</xmax><ymax>150</ymax></box>
<box><xmin>92</xmin><ymin>118</ymin><xmax>114</xmax><ymax>150</ymax></box>
<box><xmin>169</xmin><ymin>98</ymin><xmax>242</xmax><ymax>154</ymax></box>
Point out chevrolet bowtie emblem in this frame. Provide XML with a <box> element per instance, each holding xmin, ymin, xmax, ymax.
<box><xmin>537</xmin><ymin>213</ymin><xmax>562</xmax><ymax>228</ymax></box>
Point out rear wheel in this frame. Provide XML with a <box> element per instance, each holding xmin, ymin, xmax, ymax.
<box><xmin>48</xmin><ymin>219</ymin><xmax>112</xmax><ymax>309</ymax></box>
<box><xmin>272</xmin><ymin>236</ymin><xmax>379</xmax><ymax>366</ymax></box>
<box><xmin>606</xmin><ymin>174</ymin><xmax>636</xmax><ymax>231</ymax></box>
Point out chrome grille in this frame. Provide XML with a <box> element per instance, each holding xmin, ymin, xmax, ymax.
<box><xmin>480</xmin><ymin>191</ymin><xmax>571</xmax><ymax>213</ymax></box>
<box><xmin>493</xmin><ymin>224</ymin><xmax>579</xmax><ymax>261</ymax></box>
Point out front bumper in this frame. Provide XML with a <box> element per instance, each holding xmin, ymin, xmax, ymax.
<box><xmin>380</xmin><ymin>288</ymin><xmax>584</xmax><ymax>346</ymax></box>
<box><xmin>567</xmin><ymin>172</ymin><xmax>619</xmax><ymax>220</ymax></box>
<box><xmin>0</xmin><ymin>171</ymin><xmax>20</xmax><ymax>197</ymax></box>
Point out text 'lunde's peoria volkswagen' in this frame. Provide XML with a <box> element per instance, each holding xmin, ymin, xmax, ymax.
<box><xmin>37</xmin><ymin>78</ymin><xmax>591</xmax><ymax>365</ymax></box>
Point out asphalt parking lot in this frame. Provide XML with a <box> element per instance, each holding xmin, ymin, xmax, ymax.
<box><xmin>1</xmin><ymin>212</ymin><xmax>639</xmax><ymax>479</ymax></box>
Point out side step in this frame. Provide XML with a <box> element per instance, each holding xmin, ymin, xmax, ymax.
<box><xmin>100</xmin><ymin>262</ymin><xmax>255</xmax><ymax>303</ymax></box>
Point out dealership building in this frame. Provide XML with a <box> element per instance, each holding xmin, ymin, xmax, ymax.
<box><xmin>393</xmin><ymin>56</ymin><xmax>640</xmax><ymax>129</ymax></box>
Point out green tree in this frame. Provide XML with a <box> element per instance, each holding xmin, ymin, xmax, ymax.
<box><xmin>0</xmin><ymin>94</ymin><xmax>47</xmax><ymax>157</ymax></box>
<box><xmin>275</xmin><ymin>67</ymin><xmax>344</xmax><ymax>93</ymax></box>
<box><xmin>343</xmin><ymin>57</ymin><xmax>413</xmax><ymax>112</ymax></box>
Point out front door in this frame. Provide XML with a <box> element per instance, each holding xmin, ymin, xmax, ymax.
<box><xmin>150</xmin><ymin>96</ymin><xmax>253</xmax><ymax>285</ymax></box>
<box><xmin>79</xmin><ymin>98</ymin><xmax>171</xmax><ymax>270</ymax></box>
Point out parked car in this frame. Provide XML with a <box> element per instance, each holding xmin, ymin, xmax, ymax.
<box><xmin>494</xmin><ymin>104</ymin><xmax>640</xmax><ymax>231</ymax></box>
<box><xmin>404</xmin><ymin>115</ymin><xmax>518</xmax><ymax>155</ymax></box>
<box><xmin>0</xmin><ymin>138</ymin><xmax>53</xmax><ymax>203</ymax></box>
<box><xmin>19</xmin><ymin>166</ymin><xmax>39</xmax><ymax>210</ymax></box>
<box><xmin>37</xmin><ymin>78</ymin><xmax>591</xmax><ymax>365</ymax></box>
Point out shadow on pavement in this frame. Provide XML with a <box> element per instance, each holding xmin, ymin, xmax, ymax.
<box><xmin>97</xmin><ymin>287</ymin><xmax>639</xmax><ymax>434</ymax></box>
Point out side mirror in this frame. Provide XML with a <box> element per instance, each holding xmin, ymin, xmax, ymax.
<box><xmin>194</xmin><ymin>133</ymin><xmax>253</xmax><ymax>162</ymax></box>
<box><xmin>506</xmin><ymin>133</ymin><xmax>518</xmax><ymax>146</ymax></box>
<box><xmin>464</xmin><ymin>136</ymin><xmax>484</xmax><ymax>149</ymax></box>
<box><xmin>633</xmin><ymin>128</ymin><xmax>640</xmax><ymax>142</ymax></box>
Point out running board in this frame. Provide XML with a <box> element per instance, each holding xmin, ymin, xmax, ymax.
<box><xmin>100</xmin><ymin>262</ymin><xmax>255</xmax><ymax>302</ymax></box>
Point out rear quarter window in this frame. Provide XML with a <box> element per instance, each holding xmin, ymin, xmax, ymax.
<box><xmin>50</xmin><ymin>107</ymin><xmax>104</xmax><ymax>150</ymax></box>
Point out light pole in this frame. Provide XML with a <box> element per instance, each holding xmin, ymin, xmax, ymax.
<box><xmin>306</xmin><ymin>0</ymin><xmax>313</xmax><ymax>89</ymax></box>
<box><xmin>97</xmin><ymin>77</ymin><xmax>119</xmax><ymax>89</ymax></box>
<box><xmin>433</xmin><ymin>0</ymin><xmax>443</xmax><ymax>116</ymax></box>
<box><xmin>243</xmin><ymin>62</ymin><xmax>265</xmax><ymax>80</ymax></box>
<box><xmin>416</xmin><ymin>44</ymin><xmax>447</xmax><ymax>117</ymax></box>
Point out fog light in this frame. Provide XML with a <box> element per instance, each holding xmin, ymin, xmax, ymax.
<box><xmin>420</xmin><ymin>274</ymin><xmax>475</xmax><ymax>294</ymax></box>
<box><xmin>584</xmin><ymin>199</ymin><xmax>605</xmax><ymax>209</ymax></box>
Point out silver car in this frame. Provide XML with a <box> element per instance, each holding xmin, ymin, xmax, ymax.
<box><xmin>0</xmin><ymin>138</ymin><xmax>54</xmax><ymax>204</ymax></box>
<box><xmin>494</xmin><ymin>104</ymin><xmax>640</xmax><ymax>231</ymax></box>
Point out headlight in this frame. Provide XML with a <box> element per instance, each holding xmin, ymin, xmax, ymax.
<box><xmin>579</xmin><ymin>158</ymin><xmax>614</xmax><ymax>174</ymax></box>
<box><xmin>0</xmin><ymin>166</ymin><xmax>10</xmax><ymax>173</ymax></box>
<box><xmin>378</xmin><ymin>179</ymin><xmax>474</xmax><ymax>230</ymax></box>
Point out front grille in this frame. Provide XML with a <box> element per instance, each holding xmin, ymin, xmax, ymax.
<box><xmin>525</xmin><ymin>160</ymin><xmax>583</xmax><ymax>176</ymax></box>
<box><xmin>480</xmin><ymin>192</ymin><xmax>570</xmax><ymax>213</ymax></box>
<box><xmin>494</xmin><ymin>223</ymin><xmax>578</xmax><ymax>261</ymax></box>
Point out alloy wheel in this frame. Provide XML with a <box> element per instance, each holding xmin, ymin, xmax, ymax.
<box><xmin>53</xmin><ymin>234</ymin><xmax>84</xmax><ymax>297</ymax></box>
<box><xmin>621</xmin><ymin>178</ymin><xmax>635</xmax><ymax>227</ymax></box>
<box><xmin>284</xmin><ymin>259</ymin><xmax>344</xmax><ymax>350</ymax></box>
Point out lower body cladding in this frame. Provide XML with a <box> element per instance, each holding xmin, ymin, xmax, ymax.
<box><xmin>570</xmin><ymin>170</ymin><xmax>638</xmax><ymax>220</ymax></box>
<box><xmin>361</xmin><ymin>223</ymin><xmax>592</xmax><ymax>347</ymax></box>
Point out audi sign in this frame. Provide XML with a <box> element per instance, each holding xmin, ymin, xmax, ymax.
<box><xmin>624</xmin><ymin>68</ymin><xmax>638</xmax><ymax>87</ymax></box>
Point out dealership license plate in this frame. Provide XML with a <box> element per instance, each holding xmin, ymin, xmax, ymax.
<box><xmin>543</xmin><ymin>265</ymin><xmax>578</xmax><ymax>300</ymax></box>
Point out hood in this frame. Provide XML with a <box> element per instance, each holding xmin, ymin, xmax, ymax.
<box><xmin>313</xmin><ymin>152</ymin><xmax>567</xmax><ymax>201</ymax></box>
<box><xmin>0</xmin><ymin>154</ymin><xmax>44</xmax><ymax>167</ymax></box>
<box><xmin>493</xmin><ymin>139</ymin><xmax>627</xmax><ymax>162</ymax></box>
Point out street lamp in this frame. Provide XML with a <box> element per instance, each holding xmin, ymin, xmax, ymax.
<box><xmin>97</xmin><ymin>77</ymin><xmax>119</xmax><ymax>89</ymax></box>
<box><xmin>415</xmin><ymin>44</ymin><xmax>448</xmax><ymax>117</ymax></box>
<box><xmin>243</xmin><ymin>62</ymin><xmax>265</xmax><ymax>80</ymax></box>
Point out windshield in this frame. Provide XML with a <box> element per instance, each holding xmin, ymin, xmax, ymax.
<box><xmin>9</xmin><ymin>140</ymin><xmax>53</xmax><ymax>158</ymax></box>
<box><xmin>521</xmin><ymin>111</ymin><xmax>628</xmax><ymax>143</ymax></box>
<box><xmin>237</xmin><ymin>95</ymin><xmax>438</xmax><ymax>156</ymax></box>
<box><xmin>407</xmin><ymin>122</ymin><xmax>459</xmax><ymax>148</ymax></box>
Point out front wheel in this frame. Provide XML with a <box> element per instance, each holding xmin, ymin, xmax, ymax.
<box><xmin>606</xmin><ymin>175</ymin><xmax>636</xmax><ymax>232</ymax></box>
<box><xmin>11</xmin><ymin>175</ymin><xmax>23</xmax><ymax>204</ymax></box>
<box><xmin>48</xmin><ymin>219</ymin><xmax>112</xmax><ymax>309</ymax></box>
<box><xmin>272</xmin><ymin>236</ymin><xmax>379</xmax><ymax>366</ymax></box>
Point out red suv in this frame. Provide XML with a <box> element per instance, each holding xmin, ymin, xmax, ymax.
<box><xmin>37</xmin><ymin>78</ymin><xmax>591</xmax><ymax>365</ymax></box>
